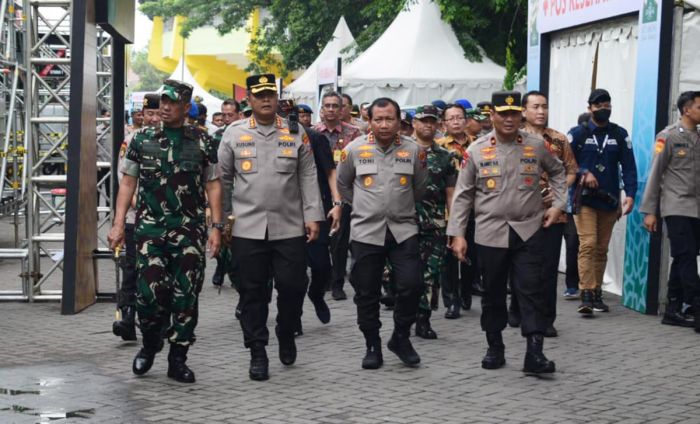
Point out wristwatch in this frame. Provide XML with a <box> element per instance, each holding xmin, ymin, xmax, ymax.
<box><xmin>332</xmin><ymin>201</ymin><xmax>343</xmax><ymax>207</ymax></box>
<box><xmin>211</xmin><ymin>222</ymin><xmax>225</xmax><ymax>231</ymax></box>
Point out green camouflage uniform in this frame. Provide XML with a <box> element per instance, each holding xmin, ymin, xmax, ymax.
<box><xmin>415</xmin><ymin>142</ymin><xmax>458</xmax><ymax>311</ymax></box>
<box><xmin>211</xmin><ymin>125</ymin><xmax>239</xmax><ymax>289</ymax></box>
<box><xmin>122</xmin><ymin>124</ymin><xmax>218</xmax><ymax>346</ymax></box>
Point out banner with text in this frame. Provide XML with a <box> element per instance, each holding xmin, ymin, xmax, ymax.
<box><xmin>536</xmin><ymin>0</ymin><xmax>641</xmax><ymax>33</ymax></box>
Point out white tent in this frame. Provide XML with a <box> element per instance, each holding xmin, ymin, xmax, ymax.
<box><xmin>283</xmin><ymin>17</ymin><xmax>356</xmax><ymax>109</ymax></box>
<box><xmin>341</xmin><ymin>0</ymin><xmax>506</xmax><ymax>106</ymax></box>
<box><xmin>167</xmin><ymin>60</ymin><xmax>224</xmax><ymax>121</ymax></box>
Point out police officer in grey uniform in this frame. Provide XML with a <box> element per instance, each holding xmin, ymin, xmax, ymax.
<box><xmin>641</xmin><ymin>91</ymin><xmax>700</xmax><ymax>330</ymax></box>
<box><xmin>448</xmin><ymin>91</ymin><xmax>566</xmax><ymax>375</ymax></box>
<box><xmin>218</xmin><ymin>74</ymin><xmax>325</xmax><ymax>381</ymax></box>
<box><xmin>337</xmin><ymin>97</ymin><xmax>429</xmax><ymax>370</ymax></box>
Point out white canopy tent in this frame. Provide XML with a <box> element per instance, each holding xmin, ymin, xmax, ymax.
<box><xmin>167</xmin><ymin>60</ymin><xmax>224</xmax><ymax>121</ymax></box>
<box><xmin>283</xmin><ymin>17</ymin><xmax>356</xmax><ymax>110</ymax></box>
<box><xmin>341</xmin><ymin>0</ymin><xmax>507</xmax><ymax>106</ymax></box>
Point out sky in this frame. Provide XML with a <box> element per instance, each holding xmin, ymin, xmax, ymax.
<box><xmin>133</xmin><ymin>1</ymin><xmax>154</xmax><ymax>52</ymax></box>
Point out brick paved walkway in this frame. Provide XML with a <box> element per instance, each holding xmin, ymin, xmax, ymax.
<box><xmin>1</xmin><ymin>264</ymin><xmax>699</xmax><ymax>423</ymax></box>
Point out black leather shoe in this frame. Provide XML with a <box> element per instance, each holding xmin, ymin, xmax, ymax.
<box><xmin>481</xmin><ymin>332</ymin><xmax>506</xmax><ymax>370</ymax></box>
<box><xmin>310</xmin><ymin>297</ymin><xmax>331</xmax><ymax>324</ymax></box>
<box><xmin>662</xmin><ymin>310</ymin><xmax>695</xmax><ymax>327</ymax></box>
<box><xmin>523</xmin><ymin>334</ymin><xmax>555</xmax><ymax>374</ymax></box>
<box><xmin>249</xmin><ymin>344</ymin><xmax>269</xmax><ymax>381</ymax></box>
<box><xmin>362</xmin><ymin>339</ymin><xmax>383</xmax><ymax>369</ymax></box>
<box><xmin>275</xmin><ymin>326</ymin><xmax>297</xmax><ymax>365</ymax></box>
<box><xmin>461</xmin><ymin>294</ymin><xmax>472</xmax><ymax>311</ymax></box>
<box><xmin>508</xmin><ymin>306</ymin><xmax>521</xmax><ymax>328</ymax></box>
<box><xmin>113</xmin><ymin>305</ymin><xmax>137</xmax><ymax>341</ymax></box>
<box><xmin>444</xmin><ymin>303</ymin><xmax>461</xmax><ymax>319</ymax></box>
<box><xmin>578</xmin><ymin>290</ymin><xmax>594</xmax><ymax>315</ymax></box>
<box><xmin>167</xmin><ymin>344</ymin><xmax>195</xmax><ymax>383</ymax></box>
<box><xmin>415</xmin><ymin>311</ymin><xmax>437</xmax><ymax>339</ymax></box>
<box><xmin>543</xmin><ymin>325</ymin><xmax>558</xmax><ymax>337</ymax></box>
<box><xmin>387</xmin><ymin>331</ymin><xmax>420</xmax><ymax>366</ymax></box>
<box><xmin>331</xmin><ymin>285</ymin><xmax>347</xmax><ymax>301</ymax></box>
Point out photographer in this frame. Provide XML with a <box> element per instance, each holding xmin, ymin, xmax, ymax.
<box><xmin>568</xmin><ymin>89</ymin><xmax>637</xmax><ymax>315</ymax></box>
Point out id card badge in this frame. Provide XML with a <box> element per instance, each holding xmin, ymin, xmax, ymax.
<box><xmin>333</xmin><ymin>149</ymin><xmax>342</xmax><ymax>163</ymax></box>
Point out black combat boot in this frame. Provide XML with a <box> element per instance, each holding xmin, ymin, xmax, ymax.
<box><xmin>275</xmin><ymin>325</ymin><xmax>297</xmax><ymax>365</ymax></box>
<box><xmin>249</xmin><ymin>343</ymin><xmax>269</xmax><ymax>381</ymax></box>
<box><xmin>481</xmin><ymin>332</ymin><xmax>506</xmax><ymax>370</ymax></box>
<box><xmin>361</xmin><ymin>333</ymin><xmax>383</xmax><ymax>370</ymax></box>
<box><xmin>578</xmin><ymin>289</ymin><xmax>594</xmax><ymax>315</ymax></box>
<box><xmin>113</xmin><ymin>305</ymin><xmax>137</xmax><ymax>341</ymax></box>
<box><xmin>387</xmin><ymin>329</ymin><xmax>421</xmax><ymax>366</ymax></box>
<box><xmin>661</xmin><ymin>299</ymin><xmax>694</xmax><ymax>328</ymax></box>
<box><xmin>132</xmin><ymin>330</ymin><xmax>163</xmax><ymax>375</ymax></box>
<box><xmin>461</xmin><ymin>292</ymin><xmax>472</xmax><ymax>311</ymax></box>
<box><xmin>523</xmin><ymin>333</ymin><xmax>555</xmax><ymax>374</ymax></box>
<box><xmin>694</xmin><ymin>298</ymin><xmax>700</xmax><ymax>334</ymax></box>
<box><xmin>415</xmin><ymin>310</ymin><xmax>437</xmax><ymax>339</ymax></box>
<box><xmin>167</xmin><ymin>344</ymin><xmax>195</xmax><ymax>383</ymax></box>
<box><xmin>593</xmin><ymin>288</ymin><xmax>610</xmax><ymax>312</ymax></box>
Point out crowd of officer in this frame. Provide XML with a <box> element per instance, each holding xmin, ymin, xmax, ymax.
<box><xmin>109</xmin><ymin>74</ymin><xmax>700</xmax><ymax>383</ymax></box>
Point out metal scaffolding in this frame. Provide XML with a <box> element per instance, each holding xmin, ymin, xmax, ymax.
<box><xmin>0</xmin><ymin>0</ymin><xmax>114</xmax><ymax>301</ymax></box>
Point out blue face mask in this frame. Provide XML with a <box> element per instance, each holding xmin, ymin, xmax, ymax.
<box><xmin>592</xmin><ymin>108</ymin><xmax>611</xmax><ymax>123</ymax></box>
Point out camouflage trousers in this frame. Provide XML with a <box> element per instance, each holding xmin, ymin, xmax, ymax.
<box><xmin>135</xmin><ymin>229</ymin><xmax>205</xmax><ymax>346</ymax></box>
<box><xmin>216</xmin><ymin>244</ymin><xmax>240</xmax><ymax>290</ymax></box>
<box><xmin>419</xmin><ymin>228</ymin><xmax>447</xmax><ymax>312</ymax></box>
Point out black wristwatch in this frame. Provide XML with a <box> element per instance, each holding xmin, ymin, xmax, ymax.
<box><xmin>211</xmin><ymin>222</ymin><xmax>225</xmax><ymax>231</ymax></box>
<box><xmin>332</xmin><ymin>201</ymin><xmax>343</xmax><ymax>207</ymax></box>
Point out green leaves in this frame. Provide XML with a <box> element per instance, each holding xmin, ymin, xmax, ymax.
<box><xmin>139</xmin><ymin>0</ymin><xmax>527</xmax><ymax>83</ymax></box>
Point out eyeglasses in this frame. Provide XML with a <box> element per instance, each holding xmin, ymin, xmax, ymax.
<box><xmin>323</xmin><ymin>103</ymin><xmax>341</xmax><ymax>109</ymax></box>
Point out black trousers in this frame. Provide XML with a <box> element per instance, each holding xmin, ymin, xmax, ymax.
<box><xmin>231</xmin><ymin>236</ymin><xmax>308</xmax><ymax>348</ymax></box>
<box><xmin>443</xmin><ymin>217</ymin><xmax>477</xmax><ymax>307</ymax></box>
<box><xmin>477</xmin><ymin>228</ymin><xmax>547</xmax><ymax>336</ymax></box>
<box><xmin>118</xmin><ymin>223</ymin><xmax>137</xmax><ymax>308</ymax></box>
<box><xmin>541</xmin><ymin>223</ymin><xmax>565</xmax><ymax>327</ymax></box>
<box><xmin>564</xmin><ymin>214</ymin><xmax>579</xmax><ymax>291</ymax></box>
<box><xmin>331</xmin><ymin>204</ymin><xmax>352</xmax><ymax>289</ymax></box>
<box><xmin>665</xmin><ymin>216</ymin><xmax>700</xmax><ymax>304</ymax></box>
<box><xmin>350</xmin><ymin>231</ymin><xmax>423</xmax><ymax>336</ymax></box>
<box><xmin>307</xmin><ymin>220</ymin><xmax>332</xmax><ymax>301</ymax></box>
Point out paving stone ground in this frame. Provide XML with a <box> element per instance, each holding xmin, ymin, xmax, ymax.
<box><xmin>1</xmin><ymin>251</ymin><xmax>700</xmax><ymax>423</ymax></box>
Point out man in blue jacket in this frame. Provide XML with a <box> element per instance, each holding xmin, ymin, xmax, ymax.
<box><xmin>568</xmin><ymin>89</ymin><xmax>637</xmax><ymax>315</ymax></box>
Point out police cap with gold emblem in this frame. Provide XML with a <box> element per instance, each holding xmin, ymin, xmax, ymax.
<box><xmin>160</xmin><ymin>79</ymin><xmax>193</xmax><ymax>103</ymax></box>
<box><xmin>142</xmin><ymin>93</ymin><xmax>160</xmax><ymax>110</ymax></box>
<box><xmin>492</xmin><ymin>91</ymin><xmax>523</xmax><ymax>112</ymax></box>
<box><xmin>477</xmin><ymin>101</ymin><xmax>493</xmax><ymax>116</ymax></box>
<box><xmin>246</xmin><ymin>74</ymin><xmax>277</xmax><ymax>94</ymax></box>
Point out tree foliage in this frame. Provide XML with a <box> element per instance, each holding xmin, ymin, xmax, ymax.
<box><xmin>130</xmin><ymin>49</ymin><xmax>169</xmax><ymax>91</ymax></box>
<box><xmin>139</xmin><ymin>0</ymin><xmax>527</xmax><ymax>81</ymax></box>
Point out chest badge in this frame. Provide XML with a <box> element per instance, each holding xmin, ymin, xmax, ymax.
<box><xmin>396</xmin><ymin>150</ymin><xmax>410</xmax><ymax>159</ymax></box>
<box><xmin>399</xmin><ymin>176</ymin><xmax>408</xmax><ymax>186</ymax></box>
<box><xmin>363</xmin><ymin>176</ymin><xmax>374</xmax><ymax>187</ymax></box>
<box><xmin>677</xmin><ymin>149</ymin><xmax>687</xmax><ymax>157</ymax></box>
<box><xmin>240</xmin><ymin>149</ymin><xmax>253</xmax><ymax>157</ymax></box>
<box><xmin>239</xmin><ymin>135</ymin><xmax>253</xmax><ymax>142</ymax></box>
<box><xmin>241</xmin><ymin>160</ymin><xmax>253</xmax><ymax>172</ymax></box>
<box><xmin>486</xmin><ymin>178</ymin><xmax>496</xmax><ymax>190</ymax></box>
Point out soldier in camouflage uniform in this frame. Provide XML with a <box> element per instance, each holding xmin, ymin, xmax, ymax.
<box><xmin>211</xmin><ymin>99</ymin><xmax>241</xmax><ymax>295</ymax></box>
<box><xmin>412</xmin><ymin>105</ymin><xmax>457</xmax><ymax>339</ymax></box>
<box><xmin>108</xmin><ymin>79</ymin><xmax>222</xmax><ymax>384</ymax></box>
